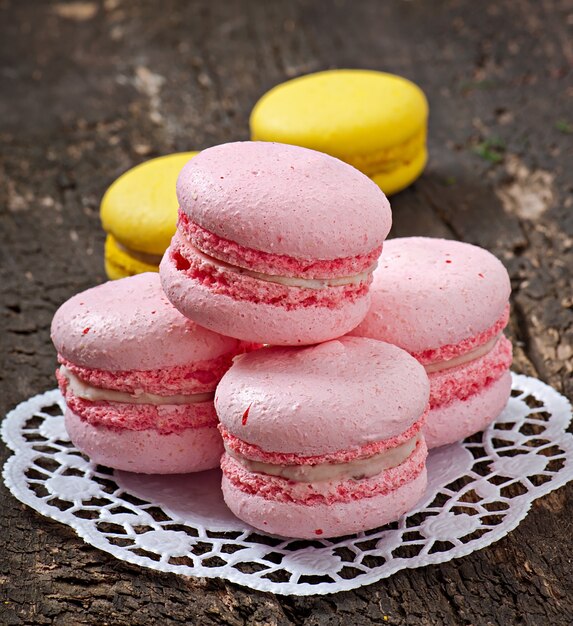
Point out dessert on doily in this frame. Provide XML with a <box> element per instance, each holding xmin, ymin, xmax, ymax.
<box><xmin>43</xmin><ymin>140</ymin><xmax>525</xmax><ymax>539</ymax></box>
<box><xmin>3</xmin><ymin>64</ymin><xmax>572</xmax><ymax>594</ymax></box>
<box><xmin>217</xmin><ymin>337</ymin><xmax>429</xmax><ymax>538</ymax></box>
<box><xmin>3</xmin><ymin>138</ymin><xmax>573</xmax><ymax>595</ymax></box>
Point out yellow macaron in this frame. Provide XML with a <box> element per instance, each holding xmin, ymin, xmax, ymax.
<box><xmin>250</xmin><ymin>70</ymin><xmax>428</xmax><ymax>195</ymax></box>
<box><xmin>100</xmin><ymin>152</ymin><xmax>198</xmax><ymax>279</ymax></box>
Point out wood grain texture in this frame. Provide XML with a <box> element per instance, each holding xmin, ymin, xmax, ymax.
<box><xmin>1</xmin><ymin>0</ymin><xmax>572</xmax><ymax>623</ymax></box>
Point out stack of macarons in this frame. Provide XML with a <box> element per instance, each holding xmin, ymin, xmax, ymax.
<box><xmin>54</xmin><ymin>135</ymin><xmax>512</xmax><ymax>540</ymax></box>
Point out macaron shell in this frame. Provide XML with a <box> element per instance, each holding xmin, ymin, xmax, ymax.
<box><xmin>104</xmin><ymin>234</ymin><xmax>159</xmax><ymax>280</ymax></box>
<box><xmin>51</xmin><ymin>273</ymin><xmax>243</xmax><ymax>370</ymax></box>
<box><xmin>250</xmin><ymin>70</ymin><xmax>428</xmax><ymax>156</ymax></box>
<box><xmin>215</xmin><ymin>337</ymin><xmax>430</xmax><ymax>454</ymax></box>
<box><xmin>176</xmin><ymin>141</ymin><xmax>391</xmax><ymax>260</ymax></box>
<box><xmin>222</xmin><ymin>464</ymin><xmax>427</xmax><ymax>539</ymax></box>
<box><xmin>371</xmin><ymin>147</ymin><xmax>428</xmax><ymax>196</ymax></box>
<box><xmin>160</xmin><ymin>250</ymin><xmax>371</xmax><ymax>345</ymax></box>
<box><xmin>424</xmin><ymin>370</ymin><xmax>512</xmax><ymax>448</ymax></box>
<box><xmin>350</xmin><ymin>237</ymin><xmax>511</xmax><ymax>353</ymax></box>
<box><xmin>65</xmin><ymin>409</ymin><xmax>223</xmax><ymax>473</ymax></box>
<box><xmin>101</xmin><ymin>152</ymin><xmax>198</xmax><ymax>255</ymax></box>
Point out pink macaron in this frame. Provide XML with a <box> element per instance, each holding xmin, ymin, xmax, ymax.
<box><xmin>159</xmin><ymin>141</ymin><xmax>391</xmax><ymax>345</ymax></box>
<box><xmin>350</xmin><ymin>237</ymin><xmax>513</xmax><ymax>448</ymax></box>
<box><xmin>51</xmin><ymin>273</ymin><xmax>249</xmax><ymax>474</ymax></box>
<box><xmin>216</xmin><ymin>337</ymin><xmax>429</xmax><ymax>539</ymax></box>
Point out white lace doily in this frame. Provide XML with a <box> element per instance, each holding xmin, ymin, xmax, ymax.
<box><xmin>2</xmin><ymin>373</ymin><xmax>572</xmax><ymax>596</ymax></box>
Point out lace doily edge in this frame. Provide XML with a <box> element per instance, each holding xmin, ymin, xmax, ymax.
<box><xmin>1</xmin><ymin>375</ymin><xmax>572</xmax><ymax>596</ymax></box>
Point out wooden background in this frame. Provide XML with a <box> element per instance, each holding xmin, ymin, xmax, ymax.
<box><xmin>1</xmin><ymin>0</ymin><xmax>572</xmax><ymax>623</ymax></box>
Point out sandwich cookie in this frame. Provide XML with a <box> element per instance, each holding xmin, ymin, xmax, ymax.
<box><xmin>51</xmin><ymin>273</ymin><xmax>248</xmax><ymax>473</ymax></box>
<box><xmin>350</xmin><ymin>237</ymin><xmax>513</xmax><ymax>448</ymax></box>
<box><xmin>216</xmin><ymin>337</ymin><xmax>430</xmax><ymax>538</ymax></box>
<box><xmin>160</xmin><ymin>141</ymin><xmax>391</xmax><ymax>345</ymax></box>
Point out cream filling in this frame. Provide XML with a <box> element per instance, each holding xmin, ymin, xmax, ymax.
<box><xmin>424</xmin><ymin>334</ymin><xmax>501</xmax><ymax>374</ymax></box>
<box><xmin>60</xmin><ymin>366</ymin><xmax>214</xmax><ymax>406</ymax></box>
<box><xmin>226</xmin><ymin>434</ymin><xmax>420</xmax><ymax>483</ymax></box>
<box><xmin>115</xmin><ymin>241</ymin><xmax>164</xmax><ymax>266</ymax></box>
<box><xmin>190</xmin><ymin>244</ymin><xmax>376</xmax><ymax>290</ymax></box>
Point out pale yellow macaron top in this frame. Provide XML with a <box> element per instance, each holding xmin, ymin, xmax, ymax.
<box><xmin>250</xmin><ymin>70</ymin><xmax>428</xmax><ymax>194</ymax></box>
<box><xmin>100</xmin><ymin>152</ymin><xmax>197</xmax><ymax>279</ymax></box>
<box><xmin>101</xmin><ymin>151</ymin><xmax>198</xmax><ymax>258</ymax></box>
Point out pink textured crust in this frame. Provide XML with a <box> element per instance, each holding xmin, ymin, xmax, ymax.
<box><xmin>414</xmin><ymin>307</ymin><xmax>509</xmax><ymax>366</ymax></box>
<box><xmin>425</xmin><ymin>371</ymin><xmax>512</xmax><ymax>448</ymax></box>
<box><xmin>429</xmin><ymin>335</ymin><xmax>513</xmax><ymax>408</ymax></box>
<box><xmin>167</xmin><ymin>231</ymin><xmax>370</xmax><ymax>309</ymax></box>
<box><xmin>215</xmin><ymin>337</ymin><xmax>430</xmax><ymax>454</ymax></box>
<box><xmin>176</xmin><ymin>141</ymin><xmax>391</xmax><ymax>259</ymax></box>
<box><xmin>219</xmin><ymin>415</ymin><xmax>425</xmax><ymax>466</ymax></box>
<box><xmin>221</xmin><ymin>463</ymin><xmax>427</xmax><ymax>539</ymax></box>
<box><xmin>51</xmin><ymin>272</ymin><xmax>245</xmax><ymax>371</ymax></box>
<box><xmin>179</xmin><ymin>212</ymin><xmax>382</xmax><ymax>279</ymax></box>
<box><xmin>58</xmin><ymin>352</ymin><xmax>237</xmax><ymax>396</ymax></box>
<box><xmin>58</xmin><ymin>373</ymin><xmax>217</xmax><ymax>435</ymax></box>
<box><xmin>221</xmin><ymin>438</ymin><xmax>426</xmax><ymax>505</ymax></box>
<box><xmin>350</xmin><ymin>237</ymin><xmax>511</xmax><ymax>354</ymax></box>
<box><xmin>160</xmin><ymin>252</ymin><xmax>371</xmax><ymax>345</ymax></box>
<box><xmin>65</xmin><ymin>409</ymin><xmax>223</xmax><ymax>473</ymax></box>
